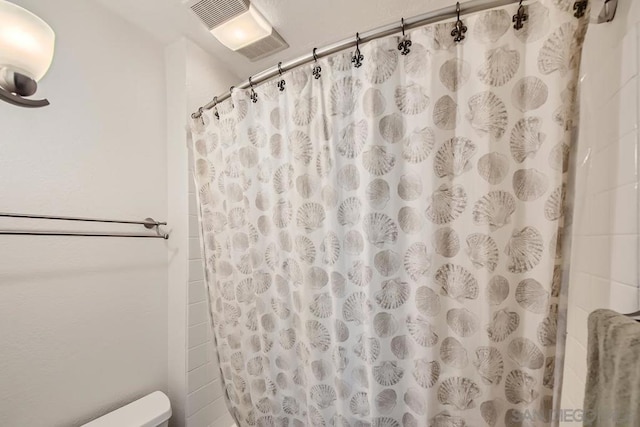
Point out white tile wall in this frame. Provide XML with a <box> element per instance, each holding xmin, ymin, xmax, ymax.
<box><xmin>186</xmin><ymin>150</ymin><xmax>235</xmax><ymax>427</ymax></box>
<box><xmin>561</xmin><ymin>6</ymin><xmax>640</xmax><ymax>417</ymax></box>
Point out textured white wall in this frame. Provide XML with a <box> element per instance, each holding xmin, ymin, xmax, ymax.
<box><xmin>561</xmin><ymin>1</ymin><xmax>640</xmax><ymax>417</ymax></box>
<box><xmin>0</xmin><ymin>1</ymin><xmax>169</xmax><ymax>426</ymax></box>
<box><xmin>166</xmin><ymin>38</ymin><xmax>238</xmax><ymax>427</ymax></box>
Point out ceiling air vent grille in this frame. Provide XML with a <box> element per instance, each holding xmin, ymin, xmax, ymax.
<box><xmin>237</xmin><ymin>29</ymin><xmax>289</xmax><ymax>62</ymax></box>
<box><xmin>189</xmin><ymin>0</ymin><xmax>249</xmax><ymax>30</ymax></box>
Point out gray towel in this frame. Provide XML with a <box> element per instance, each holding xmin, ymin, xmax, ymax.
<box><xmin>584</xmin><ymin>309</ymin><xmax>640</xmax><ymax>426</ymax></box>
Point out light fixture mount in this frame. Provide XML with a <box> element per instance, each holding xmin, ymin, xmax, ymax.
<box><xmin>0</xmin><ymin>88</ymin><xmax>49</xmax><ymax>108</ymax></box>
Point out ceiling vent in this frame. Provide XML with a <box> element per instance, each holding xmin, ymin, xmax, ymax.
<box><xmin>187</xmin><ymin>0</ymin><xmax>249</xmax><ymax>30</ymax></box>
<box><xmin>183</xmin><ymin>0</ymin><xmax>289</xmax><ymax>61</ymax></box>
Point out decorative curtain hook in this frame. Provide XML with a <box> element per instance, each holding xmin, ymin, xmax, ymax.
<box><xmin>451</xmin><ymin>2</ymin><xmax>468</xmax><ymax>43</ymax></box>
<box><xmin>277</xmin><ymin>62</ymin><xmax>286</xmax><ymax>92</ymax></box>
<box><xmin>248</xmin><ymin>77</ymin><xmax>258</xmax><ymax>103</ymax></box>
<box><xmin>573</xmin><ymin>0</ymin><xmax>588</xmax><ymax>18</ymax></box>
<box><xmin>351</xmin><ymin>33</ymin><xmax>364</xmax><ymax>68</ymax></box>
<box><xmin>312</xmin><ymin>48</ymin><xmax>322</xmax><ymax>79</ymax></box>
<box><xmin>212</xmin><ymin>96</ymin><xmax>220</xmax><ymax>119</ymax></box>
<box><xmin>513</xmin><ymin>0</ymin><xmax>528</xmax><ymax>30</ymax></box>
<box><xmin>398</xmin><ymin>18</ymin><xmax>412</xmax><ymax>55</ymax></box>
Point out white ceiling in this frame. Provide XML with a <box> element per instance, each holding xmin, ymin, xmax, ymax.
<box><xmin>96</xmin><ymin>0</ymin><xmax>450</xmax><ymax>81</ymax></box>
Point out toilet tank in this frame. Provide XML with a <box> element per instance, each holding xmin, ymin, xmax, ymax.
<box><xmin>81</xmin><ymin>391</ymin><xmax>171</xmax><ymax>427</ymax></box>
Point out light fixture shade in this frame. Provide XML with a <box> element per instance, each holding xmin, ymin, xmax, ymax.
<box><xmin>0</xmin><ymin>0</ymin><xmax>55</xmax><ymax>81</ymax></box>
<box><xmin>211</xmin><ymin>5</ymin><xmax>271</xmax><ymax>51</ymax></box>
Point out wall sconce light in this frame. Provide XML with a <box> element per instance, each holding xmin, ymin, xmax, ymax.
<box><xmin>0</xmin><ymin>0</ymin><xmax>55</xmax><ymax>108</ymax></box>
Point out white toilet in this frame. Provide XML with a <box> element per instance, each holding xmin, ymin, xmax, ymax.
<box><xmin>81</xmin><ymin>391</ymin><xmax>171</xmax><ymax>427</ymax></box>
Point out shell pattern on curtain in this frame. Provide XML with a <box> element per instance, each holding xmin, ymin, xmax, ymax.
<box><xmin>190</xmin><ymin>2</ymin><xmax>588</xmax><ymax>426</ymax></box>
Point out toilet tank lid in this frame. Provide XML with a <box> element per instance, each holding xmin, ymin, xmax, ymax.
<box><xmin>81</xmin><ymin>391</ymin><xmax>171</xmax><ymax>427</ymax></box>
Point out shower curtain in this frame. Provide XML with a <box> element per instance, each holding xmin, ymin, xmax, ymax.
<box><xmin>190</xmin><ymin>2</ymin><xmax>588</xmax><ymax>426</ymax></box>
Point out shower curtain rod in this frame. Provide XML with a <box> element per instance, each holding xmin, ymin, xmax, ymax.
<box><xmin>0</xmin><ymin>212</ymin><xmax>169</xmax><ymax>239</ymax></box>
<box><xmin>192</xmin><ymin>0</ymin><xmax>526</xmax><ymax>118</ymax></box>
